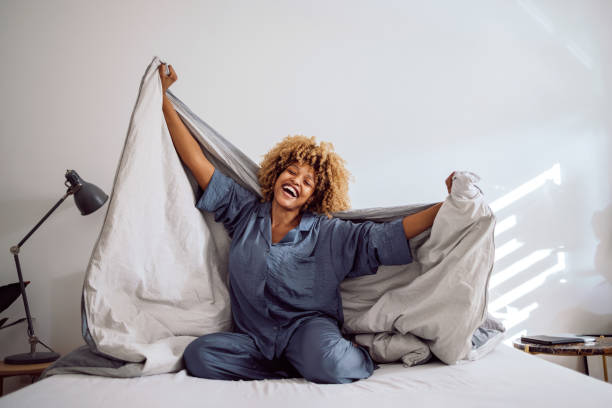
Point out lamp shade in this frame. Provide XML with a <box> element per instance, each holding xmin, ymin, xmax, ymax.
<box><xmin>65</xmin><ymin>170</ymin><xmax>108</xmax><ymax>215</ymax></box>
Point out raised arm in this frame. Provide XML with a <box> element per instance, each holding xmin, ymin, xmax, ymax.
<box><xmin>401</xmin><ymin>172</ymin><xmax>454</xmax><ymax>239</ymax></box>
<box><xmin>159</xmin><ymin>63</ymin><xmax>215</xmax><ymax>191</ymax></box>
<box><xmin>401</xmin><ymin>202</ymin><xmax>443</xmax><ymax>239</ymax></box>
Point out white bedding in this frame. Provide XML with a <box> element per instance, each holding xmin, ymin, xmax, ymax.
<box><xmin>2</xmin><ymin>346</ymin><xmax>611</xmax><ymax>407</ymax></box>
<box><xmin>78</xmin><ymin>57</ymin><xmax>501</xmax><ymax>376</ymax></box>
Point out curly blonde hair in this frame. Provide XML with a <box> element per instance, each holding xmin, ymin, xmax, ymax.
<box><xmin>258</xmin><ymin>135</ymin><xmax>351</xmax><ymax>214</ymax></box>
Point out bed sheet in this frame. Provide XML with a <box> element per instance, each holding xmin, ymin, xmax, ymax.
<box><xmin>78</xmin><ymin>56</ymin><xmax>500</xmax><ymax>374</ymax></box>
<box><xmin>2</xmin><ymin>346</ymin><xmax>610</xmax><ymax>407</ymax></box>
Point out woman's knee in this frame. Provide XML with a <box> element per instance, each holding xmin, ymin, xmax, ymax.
<box><xmin>306</xmin><ymin>341</ymin><xmax>374</xmax><ymax>384</ymax></box>
<box><xmin>183</xmin><ymin>334</ymin><xmax>225</xmax><ymax>379</ymax></box>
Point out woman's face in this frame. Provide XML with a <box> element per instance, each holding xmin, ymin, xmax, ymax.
<box><xmin>273</xmin><ymin>162</ymin><xmax>317</xmax><ymax>212</ymax></box>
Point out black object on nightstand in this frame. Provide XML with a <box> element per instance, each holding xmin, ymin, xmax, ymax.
<box><xmin>514</xmin><ymin>335</ymin><xmax>611</xmax><ymax>382</ymax></box>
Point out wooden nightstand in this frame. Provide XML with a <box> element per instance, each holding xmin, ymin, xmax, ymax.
<box><xmin>0</xmin><ymin>361</ymin><xmax>53</xmax><ymax>396</ymax></box>
<box><xmin>513</xmin><ymin>336</ymin><xmax>611</xmax><ymax>382</ymax></box>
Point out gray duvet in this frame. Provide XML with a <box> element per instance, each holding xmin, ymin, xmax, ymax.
<box><xmin>44</xmin><ymin>57</ymin><xmax>504</xmax><ymax>378</ymax></box>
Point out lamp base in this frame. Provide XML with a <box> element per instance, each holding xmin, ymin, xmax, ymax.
<box><xmin>4</xmin><ymin>351</ymin><xmax>60</xmax><ymax>365</ymax></box>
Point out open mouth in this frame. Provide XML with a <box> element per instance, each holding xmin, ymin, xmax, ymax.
<box><xmin>281</xmin><ymin>184</ymin><xmax>298</xmax><ymax>198</ymax></box>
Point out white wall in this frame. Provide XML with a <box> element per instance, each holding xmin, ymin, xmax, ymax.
<box><xmin>1</xmin><ymin>0</ymin><xmax>610</xmax><ymax>385</ymax></box>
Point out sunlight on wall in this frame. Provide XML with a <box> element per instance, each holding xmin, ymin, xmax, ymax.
<box><xmin>489</xmin><ymin>163</ymin><xmax>566</xmax><ymax>343</ymax></box>
<box><xmin>516</xmin><ymin>0</ymin><xmax>554</xmax><ymax>34</ymax></box>
<box><xmin>494</xmin><ymin>238</ymin><xmax>524</xmax><ymax>263</ymax></box>
<box><xmin>489</xmin><ymin>163</ymin><xmax>561</xmax><ymax>213</ymax></box>
<box><xmin>517</xmin><ymin>0</ymin><xmax>594</xmax><ymax>71</ymax></box>
<box><xmin>502</xmin><ymin>302</ymin><xmax>539</xmax><ymax>331</ymax></box>
<box><xmin>491</xmin><ymin>252</ymin><xmax>566</xmax><ymax>313</ymax></box>
<box><xmin>491</xmin><ymin>249</ymin><xmax>555</xmax><ymax>289</ymax></box>
<box><xmin>494</xmin><ymin>215</ymin><xmax>517</xmax><ymax>237</ymax></box>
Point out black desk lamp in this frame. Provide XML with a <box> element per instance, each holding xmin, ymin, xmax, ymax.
<box><xmin>4</xmin><ymin>170</ymin><xmax>108</xmax><ymax>365</ymax></box>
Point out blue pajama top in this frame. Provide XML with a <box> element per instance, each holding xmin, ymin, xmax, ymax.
<box><xmin>197</xmin><ymin>170</ymin><xmax>413</xmax><ymax>360</ymax></box>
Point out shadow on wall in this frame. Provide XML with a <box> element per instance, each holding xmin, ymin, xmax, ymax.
<box><xmin>560</xmin><ymin>204</ymin><xmax>612</xmax><ymax>336</ymax></box>
<box><xmin>487</xmin><ymin>164</ymin><xmax>612</xmax><ymax>342</ymax></box>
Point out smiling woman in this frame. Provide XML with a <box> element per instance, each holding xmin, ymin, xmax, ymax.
<box><xmin>258</xmin><ymin>135</ymin><xmax>351</xmax><ymax>215</ymax></box>
<box><xmin>159</xmin><ymin>62</ymin><xmax>453</xmax><ymax>384</ymax></box>
<box><xmin>258</xmin><ymin>135</ymin><xmax>352</xmax><ymax>244</ymax></box>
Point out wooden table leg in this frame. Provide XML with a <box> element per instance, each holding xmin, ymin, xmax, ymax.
<box><xmin>603</xmin><ymin>355</ymin><xmax>608</xmax><ymax>382</ymax></box>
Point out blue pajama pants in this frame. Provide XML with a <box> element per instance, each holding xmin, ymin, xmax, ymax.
<box><xmin>183</xmin><ymin>316</ymin><xmax>375</xmax><ymax>384</ymax></box>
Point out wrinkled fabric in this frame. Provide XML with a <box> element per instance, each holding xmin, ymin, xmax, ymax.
<box><xmin>76</xmin><ymin>56</ymin><xmax>503</xmax><ymax>377</ymax></box>
<box><xmin>354</xmin><ymin>332</ymin><xmax>432</xmax><ymax>366</ymax></box>
<box><xmin>341</xmin><ymin>170</ymin><xmax>498</xmax><ymax>364</ymax></box>
<box><xmin>197</xmin><ymin>169</ymin><xmax>411</xmax><ymax>360</ymax></box>
<box><xmin>184</xmin><ymin>315</ymin><xmax>375</xmax><ymax>384</ymax></box>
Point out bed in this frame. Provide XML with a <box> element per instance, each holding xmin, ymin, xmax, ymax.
<box><xmin>2</xmin><ymin>345</ymin><xmax>611</xmax><ymax>407</ymax></box>
<box><xmin>5</xmin><ymin>57</ymin><xmax>611</xmax><ymax>405</ymax></box>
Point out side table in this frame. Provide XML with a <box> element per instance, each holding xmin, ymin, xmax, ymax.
<box><xmin>513</xmin><ymin>336</ymin><xmax>611</xmax><ymax>382</ymax></box>
<box><xmin>0</xmin><ymin>361</ymin><xmax>53</xmax><ymax>396</ymax></box>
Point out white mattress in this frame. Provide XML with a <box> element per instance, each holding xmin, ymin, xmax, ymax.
<box><xmin>2</xmin><ymin>346</ymin><xmax>610</xmax><ymax>408</ymax></box>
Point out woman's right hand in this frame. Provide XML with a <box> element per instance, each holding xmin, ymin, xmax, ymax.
<box><xmin>159</xmin><ymin>63</ymin><xmax>177</xmax><ymax>92</ymax></box>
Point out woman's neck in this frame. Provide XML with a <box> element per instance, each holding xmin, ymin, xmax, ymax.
<box><xmin>270</xmin><ymin>200</ymin><xmax>301</xmax><ymax>229</ymax></box>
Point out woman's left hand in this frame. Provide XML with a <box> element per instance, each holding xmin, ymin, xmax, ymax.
<box><xmin>445</xmin><ymin>172</ymin><xmax>455</xmax><ymax>194</ymax></box>
<box><xmin>159</xmin><ymin>63</ymin><xmax>177</xmax><ymax>92</ymax></box>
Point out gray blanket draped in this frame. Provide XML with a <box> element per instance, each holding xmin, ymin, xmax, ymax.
<box><xmin>44</xmin><ymin>57</ymin><xmax>504</xmax><ymax>378</ymax></box>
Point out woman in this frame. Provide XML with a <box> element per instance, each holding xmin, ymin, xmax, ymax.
<box><xmin>159</xmin><ymin>64</ymin><xmax>454</xmax><ymax>384</ymax></box>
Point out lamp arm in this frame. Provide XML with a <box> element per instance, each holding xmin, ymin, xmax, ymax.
<box><xmin>8</xmin><ymin>189</ymin><xmax>74</xmax><ymax>354</ymax></box>
<box><xmin>12</xmin><ymin>252</ymin><xmax>36</xmax><ymax>338</ymax></box>
<box><xmin>12</xmin><ymin>190</ymin><xmax>73</xmax><ymax>251</ymax></box>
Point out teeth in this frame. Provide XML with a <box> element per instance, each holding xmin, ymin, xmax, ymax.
<box><xmin>282</xmin><ymin>185</ymin><xmax>298</xmax><ymax>197</ymax></box>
